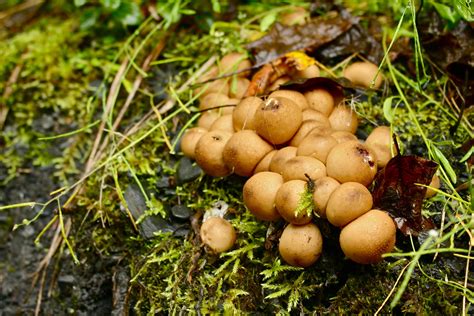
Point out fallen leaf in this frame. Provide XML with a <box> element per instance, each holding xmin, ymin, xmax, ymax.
<box><xmin>372</xmin><ymin>155</ymin><xmax>438</xmax><ymax>235</ymax></box>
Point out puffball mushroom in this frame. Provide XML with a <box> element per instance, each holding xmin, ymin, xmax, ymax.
<box><xmin>328</xmin><ymin>105</ymin><xmax>359</xmax><ymax>134</ymax></box>
<box><xmin>325</xmin><ymin>182</ymin><xmax>373</xmax><ymax>227</ymax></box>
<box><xmin>289</xmin><ymin>120</ymin><xmax>330</xmax><ymax>146</ymax></box>
<box><xmin>232</xmin><ymin>96</ymin><xmax>263</xmax><ymax>131</ymax></box>
<box><xmin>268</xmin><ymin>90</ymin><xmax>309</xmax><ymax>111</ymax></box>
<box><xmin>210</xmin><ymin>114</ymin><xmax>235</xmax><ymax>133</ymax></box>
<box><xmin>304</xmin><ymin>88</ymin><xmax>335</xmax><ymax>116</ymax></box>
<box><xmin>200</xmin><ymin>93</ymin><xmax>232</xmax><ymax>111</ymax></box>
<box><xmin>330</xmin><ymin>130</ymin><xmax>358</xmax><ymax>143</ymax></box>
<box><xmin>326</xmin><ymin>140</ymin><xmax>378</xmax><ymax>186</ymax></box>
<box><xmin>218</xmin><ymin>52</ymin><xmax>252</xmax><ymax>77</ymax></box>
<box><xmin>339</xmin><ymin>209</ymin><xmax>396</xmax><ymax>264</ymax></box>
<box><xmin>425</xmin><ymin>174</ymin><xmax>441</xmax><ymax>198</ymax></box>
<box><xmin>269</xmin><ymin>146</ymin><xmax>298</xmax><ymax>175</ymax></box>
<box><xmin>281</xmin><ymin>156</ymin><xmax>326</xmax><ymax>182</ymax></box>
<box><xmin>222</xmin><ymin>130</ymin><xmax>273</xmax><ymax>177</ymax></box>
<box><xmin>297</xmin><ymin>134</ymin><xmax>338</xmax><ymax>164</ymax></box>
<box><xmin>200</xmin><ymin>217</ymin><xmax>236</xmax><ymax>253</ymax></box>
<box><xmin>255</xmin><ymin>97</ymin><xmax>303</xmax><ymax>145</ymax></box>
<box><xmin>279</xmin><ymin>222</ymin><xmax>323</xmax><ymax>267</ymax></box>
<box><xmin>275</xmin><ymin>180</ymin><xmax>312</xmax><ymax>225</ymax></box>
<box><xmin>243</xmin><ymin>171</ymin><xmax>283</xmax><ymax>221</ymax></box>
<box><xmin>280</xmin><ymin>7</ymin><xmax>308</xmax><ymax>26</ymax></box>
<box><xmin>197</xmin><ymin>111</ymin><xmax>220</xmax><ymax>130</ymax></box>
<box><xmin>254</xmin><ymin>149</ymin><xmax>277</xmax><ymax>174</ymax></box>
<box><xmin>181</xmin><ymin>127</ymin><xmax>208</xmax><ymax>159</ymax></box>
<box><xmin>229</xmin><ymin>77</ymin><xmax>250</xmax><ymax>99</ymax></box>
<box><xmin>365</xmin><ymin>126</ymin><xmax>395</xmax><ymax>168</ymax></box>
<box><xmin>312</xmin><ymin>177</ymin><xmax>340</xmax><ymax>218</ymax></box>
<box><xmin>294</xmin><ymin>64</ymin><xmax>320</xmax><ymax>79</ymax></box>
<box><xmin>343</xmin><ymin>61</ymin><xmax>383</xmax><ymax>89</ymax></box>
<box><xmin>195</xmin><ymin>130</ymin><xmax>232</xmax><ymax>177</ymax></box>
<box><xmin>197</xmin><ymin>79</ymin><xmax>229</xmax><ymax>98</ymax></box>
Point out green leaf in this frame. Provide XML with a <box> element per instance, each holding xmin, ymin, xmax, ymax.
<box><xmin>459</xmin><ymin>146</ymin><xmax>473</xmax><ymax>163</ymax></box>
<box><xmin>383</xmin><ymin>96</ymin><xmax>398</xmax><ymax>123</ymax></box>
<box><xmin>74</xmin><ymin>0</ymin><xmax>87</xmax><ymax>7</ymax></box>
<box><xmin>80</xmin><ymin>8</ymin><xmax>100</xmax><ymax>30</ymax></box>
<box><xmin>431</xmin><ymin>144</ymin><xmax>457</xmax><ymax>184</ymax></box>
<box><xmin>112</xmin><ymin>2</ymin><xmax>143</xmax><ymax>26</ymax></box>
<box><xmin>455</xmin><ymin>0</ymin><xmax>474</xmax><ymax>22</ymax></box>
<box><xmin>431</xmin><ymin>1</ymin><xmax>461</xmax><ymax>24</ymax></box>
<box><xmin>211</xmin><ymin>0</ymin><xmax>221</xmax><ymax>13</ymax></box>
<box><xmin>260</xmin><ymin>12</ymin><xmax>277</xmax><ymax>32</ymax></box>
<box><xmin>100</xmin><ymin>0</ymin><xmax>122</xmax><ymax>10</ymax></box>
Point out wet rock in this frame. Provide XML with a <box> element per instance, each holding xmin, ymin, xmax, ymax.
<box><xmin>156</xmin><ymin>176</ymin><xmax>170</xmax><ymax>189</ymax></box>
<box><xmin>171</xmin><ymin>205</ymin><xmax>193</xmax><ymax>221</ymax></box>
<box><xmin>173</xmin><ymin>226</ymin><xmax>190</xmax><ymax>237</ymax></box>
<box><xmin>176</xmin><ymin>157</ymin><xmax>202</xmax><ymax>184</ymax></box>
<box><xmin>111</xmin><ymin>266</ymin><xmax>130</xmax><ymax>316</ymax></box>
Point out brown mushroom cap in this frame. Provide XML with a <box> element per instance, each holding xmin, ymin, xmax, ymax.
<box><xmin>229</xmin><ymin>77</ymin><xmax>251</xmax><ymax>99</ymax></box>
<box><xmin>343</xmin><ymin>61</ymin><xmax>383</xmax><ymax>89</ymax></box>
<box><xmin>302</xmin><ymin>109</ymin><xmax>330</xmax><ymax>123</ymax></box>
<box><xmin>196</xmin><ymin>79</ymin><xmax>229</xmax><ymax>98</ymax></box>
<box><xmin>330</xmin><ymin>130</ymin><xmax>358</xmax><ymax>143</ymax></box>
<box><xmin>200</xmin><ymin>217</ymin><xmax>237</xmax><ymax>253</ymax></box>
<box><xmin>200</xmin><ymin>93</ymin><xmax>232</xmax><ymax>111</ymax></box>
<box><xmin>268</xmin><ymin>90</ymin><xmax>309</xmax><ymax>111</ymax></box>
<box><xmin>275</xmin><ymin>180</ymin><xmax>312</xmax><ymax>225</ymax></box>
<box><xmin>328</xmin><ymin>105</ymin><xmax>359</xmax><ymax>134</ymax></box>
<box><xmin>269</xmin><ymin>146</ymin><xmax>298</xmax><ymax>175</ymax></box>
<box><xmin>280</xmin><ymin>7</ymin><xmax>308</xmax><ymax>26</ymax></box>
<box><xmin>219</xmin><ymin>52</ymin><xmax>252</xmax><ymax>77</ymax></box>
<box><xmin>293</xmin><ymin>64</ymin><xmax>320</xmax><ymax>79</ymax></box>
<box><xmin>222</xmin><ymin>130</ymin><xmax>273</xmax><ymax>177</ymax></box>
<box><xmin>197</xmin><ymin>111</ymin><xmax>221</xmax><ymax>130</ymax></box>
<box><xmin>254</xmin><ymin>149</ymin><xmax>277</xmax><ymax>174</ymax></box>
<box><xmin>326</xmin><ymin>141</ymin><xmax>378</xmax><ymax>186</ymax></box>
<box><xmin>289</xmin><ymin>120</ymin><xmax>330</xmax><ymax>147</ymax></box>
<box><xmin>268</xmin><ymin>76</ymin><xmax>291</xmax><ymax>92</ymax></box>
<box><xmin>339</xmin><ymin>209</ymin><xmax>396</xmax><ymax>264</ymax></box>
<box><xmin>255</xmin><ymin>97</ymin><xmax>303</xmax><ymax>145</ymax></box>
<box><xmin>195</xmin><ymin>130</ymin><xmax>232</xmax><ymax>177</ymax></box>
<box><xmin>297</xmin><ymin>134</ymin><xmax>338</xmax><ymax>164</ymax></box>
<box><xmin>281</xmin><ymin>156</ymin><xmax>327</xmax><ymax>182</ymax></box>
<box><xmin>425</xmin><ymin>174</ymin><xmax>441</xmax><ymax>198</ymax></box>
<box><xmin>210</xmin><ymin>114</ymin><xmax>235</xmax><ymax>133</ymax></box>
<box><xmin>243</xmin><ymin>171</ymin><xmax>283</xmax><ymax>221</ymax></box>
<box><xmin>304</xmin><ymin>88</ymin><xmax>335</xmax><ymax>117</ymax></box>
<box><xmin>326</xmin><ymin>182</ymin><xmax>373</xmax><ymax>227</ymax></box>
<box><xmin>181</xmin><ymin>127</ymin><xmax>208</xmax><ymax>159</ymax></box>
<box><xmin>232</xmin><ymin>96</ymin><xmax>263</xmax><ymax>131</ymax></box>
<box><xmin>365</xmin><ymin>126</ymin><xmax>395</xmax><ymax>168</ymax></box>
<box><xmin>279</xmin><ymin>222</ymin><xmax>323</xmax><ymax>267</ymax></box>
<box><xmin>312</xmin><ymin>177</ymin><xmax>340</xmax><ymax>218</ymax></box>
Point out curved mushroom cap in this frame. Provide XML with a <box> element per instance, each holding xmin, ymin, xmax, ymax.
<box><xmin>269</xmin><ymin>90</ymin><xmax>309</xmax><ymax>111</ymax></box>
<box><xmin>326</xmin><ymin>141</ymin><xmax>378</xmax><ymax>186</ymax></box>
<box><xmin>243</xmin><ymin>171</ymin><xmax>283</xmax><ymax>221</ymax></box>
<box><xmin>269</xmin><ymin>146</ymin><xmax>298</xmax><ymax>175</ymax></box>
<box><xmin>254</xmin><ymin>149</ymin><xmax>277</xmax><ymax>174</ymax></box>
<box><xmin>304</xmin><ymin>88</ymin><xmax>335</xmax><ymax>116</ymax></box>
<box><xmin>279</xmin><ymin>222</ymin><xmax>323</xmax><ymax>267</ymax></box>
<box><xmin>329</xmin><ymin>105</ymin><xmax>359</xmax><ymax>134</ymax></box>
<box><xmin>312</xmin><ymin>176</ymin><xmax>340</xmax><ymax>218</ymax></box>
<box><xmin>343</xmin><ymin>61</ymin><xmax>384</xmax><ymax>89</ymax></box>
<box><xmin>232</xmin><ymin>96</ymin><xmax>263</xmax><ymax>131</ymax></box>
<box><xmin>200</xmin><ymin>217</ymin><xmax>237</xmax><ymax>253</ymax></box>
<box><xmin>275</xmin><ymin>180</ymin><xmax>312</xmax><ymax>225</ymax></box>
<box><xmin>195</xmin><ymin>130</ymin><xmax>232</xmax><ymax>177</ymax></box>
<box><xmin>365</xmin><ymin>126</ymin><xmax>395</xmax><ymax>168</ymax></box>
<box><xmin>281</xmin><ymin>156</ymin><xmax>326</xmax><ymax>182</ymax></box>
<box><xmin>326</xmin><ymin>182</ymin><xmax>373</xmax><ymax>227</ymax></box>
<box><xmin>181</xmin><ymin>127</ymin><xmax>208</xmax><ymax>159</ymax></box>
<box><xmin>339</xmin><ymin>209</ymin><xmax>396</xmax><ymax>264</ymax></box>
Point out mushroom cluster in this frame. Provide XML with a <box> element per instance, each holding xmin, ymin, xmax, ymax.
<box><xmin>182</xmin><ymin>52</ymin><xmax>435</xmax><ymax>265</ymax></box>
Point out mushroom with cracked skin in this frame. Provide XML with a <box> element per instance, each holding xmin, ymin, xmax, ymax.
<box><xmin>325</xmin><ymin>182</ymin><xmax>373</xmax><ymax>227</ymax></box>
<box><xmin>343</xmin><ymin>61</ymin><xmax>384</xmax><ymax>89</ymax></box>
<box><xmin>200</xmin><ymin>217</ymin><xmax>237</xmax><ymax>253</ymax></box>
<box><xmin>195</xmin><ymin>130</ymin><xmax>233</xmax><ymax>177</ymax></box>
<box><xmin>180</xmin><ymin>127</ymin><xmax>208</xmax><ymax>159</ymax></box>
<box><xmin>255</xmin><ymin>97</ymin><xmax>303</xmax><ymax>145</ymax></box>
<box><xmin>243</xmin><ymin>171</ymin><xmax>283</xmax><ymax>221</ymax></box>
<box><xmin>339</xmin><ymin>209</ymin><xmax>396</xmax><ymax>264</ymax></box>
<box><xmin>279</xmin><ymin>222</ymin><xmax>323</xmax><ymax>267</ymax></box>
<box><xmin>365</xmin><ymin>126</ymin><xmax>395</xmax><ymax>168</ymax></box>
<box><xmin>275</xmin><ymin>179</ymin><xmax>312</xmax><ymax>225</ymax></box>
<box><xmin>222</xmin><ymin>130</ymin><xmax>273</xmax><ymax>177</ymax></box>
<box><xmin>326</xmin><ymin>140</ymin><xmax>378</xmax><ymax>186</ymax></box>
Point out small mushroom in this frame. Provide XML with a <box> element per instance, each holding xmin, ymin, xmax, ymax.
<box><xmin>229</xmin><ymin>77</ymin><xmax>251</xmax><ymax>99</ymax></box>
<box><xmin>195</xmin><ymin>130</ymin><xmax>232</xmax><ymax>177</ymax></box>
<box><xmin>254</xmin><ymin>149</ymin><xmax>277</xmax><ymax>174</ymax></box>
<box><xmin>304</xmin><ymin>88</ymin><xmax>335</xmax><ymax>116</ymax></box>
<box><xmin>269</xmin><ymin>146</ymin><xmax>298</xmax><ymax>175</ymax></box>
<box><xmin>218</xmin><ymin>52</ymin><xmax>252</xmax><ymax>77</ymax></box>
<box><xmin>210</xmin><ymin>114</ymin><xmax>235</xmax><ymax>133</ymax></box>
<box><xmin>275</xmin><ymin>180</ymin><xmax>312</xmax><ymax>225</ymax></box>
<box><xmin>200</xmin><ymin>217</ymin><xmax>237</xmax><ymax>253</ymax></box>
<box><xmin>312</xmin><ymin>177</ymin><xmax>340</xmax><ymax>218</ymax></box>
<box><xmin>181</xmin><ymin>127</ymin><xmax>208</xmax><ymax>159</ymax></box>
<box><xmin>279</xmin><ymin>222</ymin><xmax>323</xmax><ymax>267</ymax></box>
<box><xmin>343</xmin><ymin>61</ymin><xmax>383</xmax><ymax>89</ymax></box>
<box><xmin>339</xmin><ymin>209</ymin><xmax>396</xmax><ymax>264</ymax></box>
<box><xmin>425</xmin><ymin>174</ymin><xmax>441</xmax><ymax>198</ymax></box>
<box><xmin>365</xmin><ymin>126</ymin><xmax>395</xmax><ymax>168</ymax></box>
<box><xmin>243</xmin><ymin>171</ymin><xmax>283</xmax><ymax>221</ymax></box>
<box><xmin>289</xmin><ymin>120</ymin><xmax>330</xmax><ymax>146</ymax></box>
<box><xmin>222</xmin><ymin>130</ymin><xmax>273</xmax><ymax>177</ymax></box>
<box><xmin>255</xmin><ymin>97</ymin><xmax>303</xmax><ymax>145</ymax></box>
<box><xmin>325</xmin><ymin>182</ymin><xmax>373</xmax><ymax>227</ymax></box>
<box><xmin>281</xmin><ymin>156</ymin><xmax>326</xmax><ymax>182</ymax></box>
<box><xmin>326</xmin><ymin>140</ymin><xmax>378</xmax><ymax>186</ymax></box>
<box><xmin>293</xmin><ymin>64</ymin><xmax>320</xmax><ymax>79</ymax></box>
<box><xmin>330</xmin><ymin>130</ymin><xmax>358</xmax><ymax>143</ymax></box>
<box><xmin>328</xmin><ymin>105</ymin><xmax>359</xmax><ymax>134</ymax></box>
<box><xmin>196</xmin><ymin>79</ymin><xmax>229</xmax><ymax>98</ymax></box>
<box><xmin>232</xmin><ymin>96</ymin><xmax>263</xmax><ymax>131</ymax></box>
<box><xmin>200</xmin><ymin>92</ymin><xmax>232</xmax><ymax>111</ymax></box>
<box><xmin>268</xmin><ymin>90</ymin><xmax>309</xmax><ymax>111</ymax></box>
<box><xmin>297</xmin><ymin>134</ymin><xmax>338</xmax><ymax>164</ymax></box>
<box><xmin>197</xmin><ymin>111</ymin><xmax>221</xmax><ymax>130</ymax></box>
